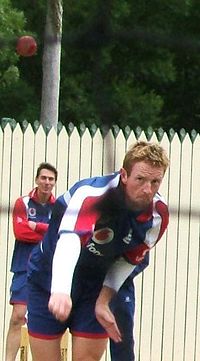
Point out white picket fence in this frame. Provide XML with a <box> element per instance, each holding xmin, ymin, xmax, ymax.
<box><xmin>1</xmin><ymin>123</ymin><xmax>200</xmax><ymax>361</ymax></box>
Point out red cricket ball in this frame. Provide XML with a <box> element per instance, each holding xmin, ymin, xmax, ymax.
<box><xmin>16</xmin><ymin>35</ymin><xmax>37</xmax><ymax>57</ymax></box>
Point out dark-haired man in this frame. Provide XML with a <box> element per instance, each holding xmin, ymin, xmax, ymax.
<box><xmin>5</xmin><ymin>162</ymin><xmax>57</xmax><ymax>361</ymax></box>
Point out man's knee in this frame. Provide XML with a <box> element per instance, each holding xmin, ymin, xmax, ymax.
<box><xmin>10</xmin><ymin>305</ymin><xmax>27</xmax><ymax>326</ymax></box>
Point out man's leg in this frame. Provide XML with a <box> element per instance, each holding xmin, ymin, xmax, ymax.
<box><xmin>72</xmin><ymin>336</ymin><xmax>108</xmax><ymax>361</ymax></box>
<box><xmin>29</xmin><ymin>335</ymin><xmax>62</xmax><ymax>361</ymax></box>
<box><xmin>27</xmin><ymin>279</ymin><xmax>69</xmax><ymax>361</ymax></box>
<box><xmin>69</xmin><ymin>272</ymin><xmax>109</xmax><ymax>361</ymax></box>
<box><xmin>110</xmin><ymin>280</ymin><xmax>135</xmax><ymax>361</ymax></box>
<box><xmin>5</xmin><ymin>304</ymin><xmax>27</xmax><ymax>361</ymax></box>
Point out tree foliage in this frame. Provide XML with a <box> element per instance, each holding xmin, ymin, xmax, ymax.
<box><xmin>1</xmin><ymin>0</ymin><xmax>200</xmax><ymax>132</ymax></box>
<box><xmin>0</xmin><ymin>0</ymin><xmax>41</xmax><ymax>122</ymax></box>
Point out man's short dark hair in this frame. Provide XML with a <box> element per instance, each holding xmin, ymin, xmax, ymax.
<box><xmin>36</xmin><ymin>162</ymin><xmax>58</xmax><ymax>181</ymax></box>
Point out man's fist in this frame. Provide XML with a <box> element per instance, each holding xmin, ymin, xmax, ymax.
<box><xmin>48</xmin><ymin>293</ymin><xmax>72</xmax><ymax>322</ymax></box>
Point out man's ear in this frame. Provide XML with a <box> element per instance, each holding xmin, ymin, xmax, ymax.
<box><xmin>120</xmin><ymin>168</ymin><xmax>128</xmax><ymax>185</ymax></box>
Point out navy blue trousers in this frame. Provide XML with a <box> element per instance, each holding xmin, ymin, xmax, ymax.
<box><xmin>110</xmin><ymin>279</ymin><xmax>135</xmax><ymax>361</ymax></box>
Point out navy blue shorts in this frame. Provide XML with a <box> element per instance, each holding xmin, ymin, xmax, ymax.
<box><xmin>10</xmin><ymin>272</ymin><xmax>28</xmax><ymax>305</ymax></box>
<box><xmin>27</xmin><ymin>274</ymin><xmax>108</xmax><ymax>339</ymax></box>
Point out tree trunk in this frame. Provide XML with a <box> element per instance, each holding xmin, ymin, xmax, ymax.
<box><xmin>40</xmin><ymin>0</ymin><xmax>63</xmax><ymax>128</ymax></box>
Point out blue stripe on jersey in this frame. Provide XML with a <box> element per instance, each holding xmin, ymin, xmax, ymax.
<box><xmin>67</xmin><ymin>172</ymin><xmax>120</xmax><ymax>198</ymax></box>
<box><xmin>59</xmin><ymin>172</ymin><xmax>120</xmax><ymax>235</ymax></box>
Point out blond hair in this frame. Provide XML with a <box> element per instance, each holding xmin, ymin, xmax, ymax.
<box><xmin>123</xmin><ymin>141</ymin><xmax>169</xmax><ymax>176</ymax></box>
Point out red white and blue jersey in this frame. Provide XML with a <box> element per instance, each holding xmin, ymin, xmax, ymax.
<box><xmin>11</xmin><ymin>188</ymin><xmax>55</xmax><ymax>273</ymax></box>
<box><xmin>27</xmin><ymin>172</ymin><xmax>169</xmax><ymax>291</ymax></box>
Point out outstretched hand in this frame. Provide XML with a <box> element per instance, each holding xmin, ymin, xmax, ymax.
<box><xmin>95</xmin><ymin>302</ymin><xmax>122</xmax><ymax>343</ymax></box>
<box><xmin>48</xmin><ymin>293</ymin><xmax>72</xmax><ymax>322</ymax></box>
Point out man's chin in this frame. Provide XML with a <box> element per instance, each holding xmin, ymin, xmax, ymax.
<box><xmin>133</xmin><ymin>201</ymin><xmax>151</xmax><ymax>211</ymax></box>
<box><xmin>42</xmin><ymin>189</ymin><xmax>52</xmax><ymax>194</ymax></box>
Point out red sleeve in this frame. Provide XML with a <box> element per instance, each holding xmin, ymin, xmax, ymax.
<box><xmin>155</xmin><ymin>201</ymin><xmax>169</xmax><ymax>241</ymax></box>
<box><xmin>124</xmin><ymin>201</ymin><xmax>169</xmax><ymax>265</ymax></box>
<box><xmin>35</xmin><ymin>222</ymin><xmax>48</xmax><ymax>234</ymax></box>
<box><xmin>12</xmin><ymin>197</ymin><xmax>49</xmax><ymax>243</ymax></box>
<box><xmin>124</xmin><ymin>243</ymin><xmax>150</xmax><ymax>265</ymax></box>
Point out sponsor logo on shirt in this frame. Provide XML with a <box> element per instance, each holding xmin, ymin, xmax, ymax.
<box><xmin>92</xmin><ymin>227</ymin><xmax>114</xmax><ymax>244</ymax></box>
<box><xmin>86</xmin><ymin>242</ymin><xmax>103</xmax><ymax>256</ymax></box>
<box><xmin>28</xmin><ymin>207</ymin><xmax>36</xmax><ymax>217</ymax></box>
